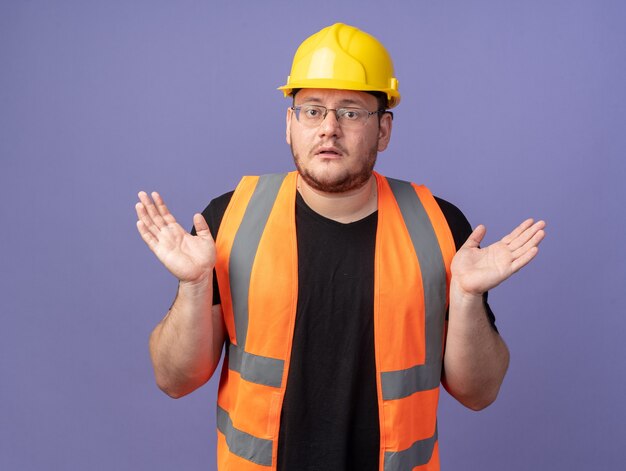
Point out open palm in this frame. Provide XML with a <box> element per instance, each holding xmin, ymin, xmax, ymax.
<box><xmin>135</xmin><ymin>191</ymin><xmax>215</xmax><ymax>283</ymax></box>
<box><xmin>451</xmin><ymin>219</ymin><xmax>546</xmax><ymax>296</ymax></box>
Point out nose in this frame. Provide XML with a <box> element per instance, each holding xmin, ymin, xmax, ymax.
<box><xmin>318</xmin><ymin>109</ymin><xmax>342</xmax><ymax>137</ymax></box>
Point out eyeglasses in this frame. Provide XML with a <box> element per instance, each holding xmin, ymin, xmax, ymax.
<box><xmin>290</xmin><ymin>104</ymin><xmax>391</xmax><ymax>128</ymax></box>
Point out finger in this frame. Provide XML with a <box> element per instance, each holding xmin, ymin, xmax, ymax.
<box><xmin>462</xmin><ymin>224</ymin><xmax>486</xmax><ymax>249</ymax></box>
<box><xmin>501</xmin><ymin>218</ymin><xmax>534</xmax><ymax>244</ymax></box>
<box><xmin>138</xmin><ymin>191</ymin><xmax>167</xmax><ymax>229</ymax></box>
<box><xmin>193</xmin><ymin>213</ymin><xmax>212</xmax><ymax>238</ymax></box>
<box><xmin>136</xmin><ymin>220</ymin><xmax>159</xmax><ymax>251</ymax></box>
<box><xmin>137</xmin><ymin>191</ymin><xmax>162</xmax><ymax>225</ymax></box>
<box><xmin>152</xmin><ymin>191</ymin><xmax>177</xmax><ymax>226</ymax></box>
<box><xmin>135</xmin><ymin>200</ymin><xmax>153</xmax><ymax>223</ymax></box>
<box><xmin>512</xmin><ymin>228</ymin><xmax>546</xmax><ymax>260</ymax></box>
<box><xmin>511</xmin><ymin>246</ymin><xmax>540</xmax><ymax>273</ymax></box>
<box><xmin>135</xmin><ymin>202</ymin><xmax>162</xmax><ymax>239</ymax></box>
<box><xmin>507</xmin><ymin>220</ymin><xmax>546</xmax><ymax>251</ymax></box>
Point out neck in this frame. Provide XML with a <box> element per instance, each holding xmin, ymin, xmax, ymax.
<box><xmin>297</xmin><ymin>174</ymin><xmax>378</xmax><ymax>223</ymax></box>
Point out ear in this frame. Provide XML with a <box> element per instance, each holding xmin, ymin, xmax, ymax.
<box><xmin>377</xmin><ymin>112</ymin><xmax>393</xmax><ymax>152</ymax></box>
<box><xmin>286</xmin><ymin>107</ymin><xmax>293</xmax><ymax>145</ymax></box>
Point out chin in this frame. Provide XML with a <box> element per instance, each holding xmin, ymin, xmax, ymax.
<box><xmin>292</xmin><ymin>147</ymin><xmax>377</xmax><ymax>194</ymax></box>
<box><xmin>301</xmin><ymin>169</ymin><xmax>372</xmax><ymax>194</ymax></box>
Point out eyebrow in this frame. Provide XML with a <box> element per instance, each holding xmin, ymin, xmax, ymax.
<box><xmin>298</xmin><ymin>97</ymin><xmax>367</xmax><ymax>108</ymax></box>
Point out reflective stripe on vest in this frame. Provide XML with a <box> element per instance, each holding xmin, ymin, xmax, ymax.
<box><xmin>215</xmin><ymin>172</ymin><xmax>299</xmax><ymax>470</ymax></box>
<box><xmin>385</xmin><ymin>423</ymin><xmax>438</xmax><ymax>470</ymax></box>
<box><xmin>380</xmin><ymin>178</ymin><xmax>447</xmax><ymax>401</ymax></box>
<box><xmin>375</xmin><ymin>176</ymin><xmax>451</xmax><ymax>470</ymax></box>
<box><xmin>214</xmin><ymin>172</ymin><xmax>454</xmax><ymax>471</ymax></box>
<box><xmin>229</xmin><ymin>173</ymin><xmax>287</xmax><ymax>348</ymax></box>
<box><xmin>228</xmin><ymin>342</ymin><xmax>284</xmax><ymax>388</ymax></box>
<box><xmin>217</xmin><ymin>405</ymin><xmax>273</xmax><ymax>467</ymax></box>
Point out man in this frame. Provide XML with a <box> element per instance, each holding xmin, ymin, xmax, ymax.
<box><xmin>135</xmin><ymin>23</ymin><xmax>545</xmax><ymax>471</ymax></box>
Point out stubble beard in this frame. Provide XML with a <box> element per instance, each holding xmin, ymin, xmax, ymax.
<box><xmin>290</xmin><ymin>143</ymin><xmax>378</xmax><ymax>194</ymax></box>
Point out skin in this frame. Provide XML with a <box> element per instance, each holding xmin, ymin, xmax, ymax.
<box><xmin>136</xmin><ymin>88</ymin><xmax>546</xmax><ymax>408</ymax></box>
<box><xmin>285</xmin><ymin>89</ymin><xmax>392</xmax><ymax>222</ymax></box>
<box><xmin>443</xmin><ymin>219</ymin><xmax>544</xmax><ymax>409</ymax></box>
<box><xmin>136</xmin><ymin>192</ymin><xmax>224</xmax><ymax>397</ymax></box>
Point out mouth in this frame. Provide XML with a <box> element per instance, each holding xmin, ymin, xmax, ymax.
<box><xmin>315</xmin><ymin>146</ymin><xmax>343</xmax><ymax>158</ymax></box>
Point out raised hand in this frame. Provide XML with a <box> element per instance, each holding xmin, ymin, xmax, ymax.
<box><xmin>135</xmin><ymin>191</ymin><xmax>216</xmax><ymax>284</ymax></box>
<box><xmin>451</xmin><ymin>218</ymin><xmax>546</xmax><ymax>296</ymax></box>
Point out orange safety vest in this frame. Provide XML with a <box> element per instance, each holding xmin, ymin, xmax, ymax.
<box><xmin>214</xmin><ymin>171</ymin><xmax>456</xmax><ymax>471</ymax></box>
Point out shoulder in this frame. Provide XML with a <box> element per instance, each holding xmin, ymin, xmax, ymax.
<box><xmin>433</xmin><ymin>196</ymin><xmax>472</xmax><ymax>251</ymax></box>
<box><xmin>193</xmin><ymin>172</ymin><xmax>295</xmax><ymax>236</ymax></box>
<box><xmin>198</xmin><ymin>189</ymin><xmax>473</xmax><ymax>249</ymax></box>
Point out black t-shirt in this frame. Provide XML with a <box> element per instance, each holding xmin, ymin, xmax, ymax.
<box><xmin>197</xmin><ymin>189</ymin><xmax>496</xmax><ymax>471</ymax></box>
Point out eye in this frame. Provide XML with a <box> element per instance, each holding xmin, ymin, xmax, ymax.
<box><xmin>340</xmin><ymin>109</ymin><xmax>362</xmax><ymax>121</ymax></box>
<box><xmin>303</xmin><ymin>106</ymin><xmax>323</xmax><ymax>119</ymax></box>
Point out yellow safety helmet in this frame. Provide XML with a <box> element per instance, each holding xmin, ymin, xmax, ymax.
<box><xmin>278</xmin><ymin>23</ymin><xmax>400</xmax><ymax>108</ymax></box>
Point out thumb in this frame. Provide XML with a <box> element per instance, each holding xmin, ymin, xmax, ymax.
<box><xmin>193</xmin><ymin>213</ymin><xmax>213</xmax><ymax>239</ymax></box>
<box><xmin>462</xmin><ymin>224</ymin><xmax>486</xmax><ymax>249</ymax></box>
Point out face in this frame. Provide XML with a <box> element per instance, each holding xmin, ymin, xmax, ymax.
<box><xmin>286</xmin><ymin>89</ymin><xmax>392</xmax><ymax>194</ymax></box>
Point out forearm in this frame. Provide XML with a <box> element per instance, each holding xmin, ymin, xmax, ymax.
<box><xmin>442</xmin><ymin>281</ymin><xmax>510</xmax><ymax>410</ymax></box>
<box><xmin>149</xmin><ymin>276</ymin><xmax>224</xmax><ymax>398</ymax></box>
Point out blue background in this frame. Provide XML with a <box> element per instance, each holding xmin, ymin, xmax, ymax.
<box><xmin>1</xmin><ymin>1</ymin><xmax>625</xmax><ymax>469</ymax></box>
